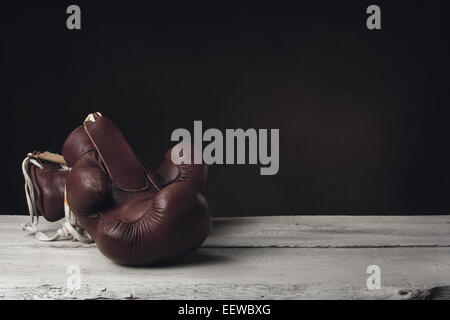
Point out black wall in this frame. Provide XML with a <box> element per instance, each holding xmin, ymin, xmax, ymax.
<box><xmin>2</xmin><ymin>1</ymin><xmax>449</xmax><ymax>216</ymax></box>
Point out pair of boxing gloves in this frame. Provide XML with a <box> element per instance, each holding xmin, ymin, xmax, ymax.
<box><xmin>22</xmin><ymin>113</ymin><xmax>211</xmax><ymax>265</ymax></box>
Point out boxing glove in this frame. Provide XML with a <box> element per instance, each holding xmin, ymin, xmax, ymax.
<box><xmin>62</xmin><ymin>113</ymin><xmax>211</xmax><ymax>265</ymax></box>
<box><xmin>22</xmin><ymin>152</ymin><xmax>68</xmax><ymax>223</ymax></box>
<box><xmin>22</xmin><ymin>152</ymin><xmax>91</xmax><ymax>242</ymax></box>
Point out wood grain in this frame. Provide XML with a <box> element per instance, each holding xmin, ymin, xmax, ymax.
<box><xmin>1</xmin><ymin>215</ymin><xmax>449</xmax><ymax>299</ymax></box>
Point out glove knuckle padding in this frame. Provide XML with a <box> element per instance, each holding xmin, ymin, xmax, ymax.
<box><xmin>62</xmin><ymin>114</ymin><xmax>211</xmax><ymax>265</ymax></box>
<box><xmin>66</xmin><ymin>155</ymin><xmax>110</xmax><ymax>214</ymax></box>
<box><xmin>62</xmin><ymin>126</ymin><xmax>96</xmax><ymax>167</ymax></box>
<box><xmin>156</xmin><ymin>143</ymin><xmax>208</xmax><ymax>193</ymax></box>
<box><xmin>95</xmin><ymin>184</ymin><xmax>210</xmax><ymax>265</ymax></box>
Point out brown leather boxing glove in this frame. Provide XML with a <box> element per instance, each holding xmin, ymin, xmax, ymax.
<box><xmin>62</xmin><ymin>113</ymin><xmax>211</xmax><ymax>265</ymax></box>
<box><xmin>22</xmin><ymin>152</ymin><xmax>91</xmax><ymax>242</ymax></box>
<box><xmin>22</xmin><ymin>153</ymin><xmax>68</xmax><ymax>222</ymax></box>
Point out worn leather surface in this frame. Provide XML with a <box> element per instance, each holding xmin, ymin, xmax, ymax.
<box><xmin>62</xmin><ymin>113</ymin><xmax>211</xmax><ymax>265</ymax></box>
<box><xmin>29</xmin><ymin>161</ymin><xmax>67</xmax><ymax>222</ymax></box>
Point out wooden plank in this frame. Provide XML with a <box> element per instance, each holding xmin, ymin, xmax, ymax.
<box><xmin>206</xmin><ymin>215</ymin><xmax>450</xmax><ymax>248</ymax></box>
<box><xmin>0</xmin><ymin>246</ymin><xmax>449</xmax><ymax>299</ymax></box>
<box><xmin>1</xmin><ymin>215</ymin><xmax>449</xmax><ymax>299</ymax></box>
<box><xmin>2</xmin><ymin>215</ymin><xmax>450</xmax><ymax>248</ymax></box>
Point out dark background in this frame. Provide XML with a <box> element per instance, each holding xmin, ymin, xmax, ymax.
<box><xmin>2</xmin><ymin>1</ymin><xmax>449</xmax><ymax>216</ymax></box>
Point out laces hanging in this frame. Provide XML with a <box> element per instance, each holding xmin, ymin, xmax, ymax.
<box><xmin>21</xmin><ymin>154</ymin><xmax>93</xmax><ymax>243</ymax></box>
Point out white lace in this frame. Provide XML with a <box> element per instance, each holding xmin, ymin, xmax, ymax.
<box><xmin>21</xmin><ymin>155</ymin><xmax>93</xmax><ymax>243</ymax></box>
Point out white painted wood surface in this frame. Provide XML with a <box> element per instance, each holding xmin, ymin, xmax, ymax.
<box><xmin>1</xmin><ymin>215</ymin><xmax>449</xmax><ymax>299</ymax></box>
